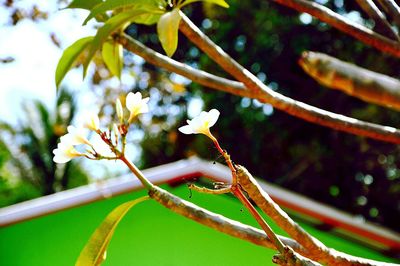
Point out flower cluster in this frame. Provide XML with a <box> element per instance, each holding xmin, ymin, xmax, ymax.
<box><xmin>53</xmin><ymin>91</ymin><xmax>150</xmax><ymax>164</ymax></box>
<box><xmin>53</xmin><ymin>116</ymin><xmax>99</xmax><ymax>163</ymax></box>
<box><xmin>53</xmin><ymin>89</ymin><xmax>221</xmax><ymax>164</ymax></box>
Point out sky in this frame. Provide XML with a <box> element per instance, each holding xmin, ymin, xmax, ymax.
<box><xmin>0</xmin><ymin>1</ymin><xmax>95</xmax><ymax>124</ymax></box>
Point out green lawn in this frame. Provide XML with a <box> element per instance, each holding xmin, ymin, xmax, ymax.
<box><xmin>0</xmin><ymin>184</ymin><xmax>397</xmax><ymax>265</ymax></box>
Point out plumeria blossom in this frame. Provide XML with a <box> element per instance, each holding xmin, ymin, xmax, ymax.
<box><xmin>178</xmin><ymin>109</ymin><xmax>220</xmax><ymax>138</ymax></box>
<box><xmin>126</xmin><ymin>92</ymin><xmax>149</xmax><ymax>123</ymax></box>
<box><xmin>53</xmin><ymin>142</ymin><xmax>83</xmax><ymax>163</ymax></box>
<box><xmin>61</xmin><ymin>126</ymin><xmax>92</xmax><ymax>146</ymax></box>
<box><xmin>84</xmin><ymin>113</ymin><xmax>100</xmax><ymax>131</ymax></box>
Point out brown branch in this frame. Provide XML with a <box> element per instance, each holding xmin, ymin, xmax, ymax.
<box><xmin>272</xmin><ymin>0</ymin><xmax>400</xmax><ymax>57</ymax></box>
<box><xmin>116</xmin><ymin>33</ymin><xmax>400</xmax><ymax>144</ymax></box>
<box><xmin>355</xmin><ymin>0</ymin><xmax>399</xmax><ymax>40</ymax></box>
<box><xmin>177</xmin><ymin>14</ymin><xmax>400</xmax><ymax>144</ymax></box>
<box><xmin>375</xmin><ymin>0</ymin><xmax>400</xmax><ymax>28</ymax></box>
<box><xmin>299</xmin><ymin>51</ymin><xmax>400</xmax><ymax>111</ymax></box>
<box><xmin>236</xmin><ymin>165</ymin><xmax>398</xmax><ymax>266</ymax></box>
<box><xmin>147</xmin><ymin>185</ymin><xmax>305</xmax><ymax>254</ymax></box>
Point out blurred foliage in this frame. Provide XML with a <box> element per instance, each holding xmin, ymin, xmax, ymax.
<box><xmin>1</xmin><ymin>0</ymin><xmax>399</xmax><ymax>233</ymax></box>
<box><xmin>0</xmin><ymin>89</ymin><xmax>89</xmax><ymax>207</ymax></box>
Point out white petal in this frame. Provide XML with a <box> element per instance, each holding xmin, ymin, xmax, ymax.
<box><xmin>178</xmin><ymin>125</ymin><xmax>194</xmax><ymax>134</ymax></box>
<box><xmin>126</xmin><ymin>92</ymin><xmax>141</xmax><ymax>110</ymax></box>
<box><xmin>206</xmin><ymin>109</ymin><xmax>220</xmax><ymax>128</ymax></box>
<box><xmin>83</xmin><ymin>113</ymin><xmax>100</xmax><ymax>131</ymax></box>
<box><xmin>53</xmin><ymin>154</ymin><xmax>71</xmax><ymax>163</ymax></box>
<box><xmin>138</xmin><ymin>103</ymin><xmax>149</xmax><ymax>114</ymax></box>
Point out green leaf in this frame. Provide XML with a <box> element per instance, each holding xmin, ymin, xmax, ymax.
<box><xmin>66</xmin><ymin>0</ymin><xmax>103</xmax><ymax>10</ymax></box>
<box><xmin>76</xmin><ymin>196</ymin><xmax>150</xmax><ymax>266</ymax></box>
<box><xmin>82</xmin><ymin>9</ymin><xmax>147</xmax><ymax>78</ymax></box>
<box><xmin>102</xmin><ymin>41</ymin><xmax>123</xmax><ymax>78</ymax></box>
<box><xmin>133</xmin><ymin>12</ymin><xmax>162</xmax><ymax>25</ymax></box>
<box><xmin>157</xmin><ymin>8</ymin><xmax>182</xmax><ymax>57</ymax></box>
<box><xmin>82</xmin><ymin>0</ymin><xmax>165</xmax><ymax>25</ymax></box>
<box><xmin>179</xmin><ymin>0</ymin><xmax>229</xmax><ymax>8</ymax></box>
<box><xmin>55</xmin><ymin>36</ymin><xmax>94</xmax><ymax>88</ymax></box>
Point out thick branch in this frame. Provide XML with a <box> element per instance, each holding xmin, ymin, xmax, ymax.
<box><xmin>236</xmin><ymin>166</ymin><xmax>397</xmax><ymax>266</ymax></box>
<box><xmin>355</xmin><ymin>0</ymin><xmax>399</xmax><ymax>40</ymax></box>
<box><xmin>299</xmin><ymin>51</ymin><xmax>400</xmax><ymax>111</ymax></box>
<box><xmin>272</xmin><ymin>0</ymin><xmax>400</xmax><ymax>57</ymax></box>
<box><xmin>116</xmin><ymin>33</ymin><xmax>400</xmax><ymax>144</ymax></box>
<box><xmin>177</xmin><ymin>15</ymin><xmax>400</xmax><ymax>144</ymax></box>
<box><xmin>235</xmin><ymin>165</ymin><xmax>325</xmax><ymax>261</ymax></box>
<box><xmin>147</xmin><ymin>186</ymin><xmax>305</xmax><ymax>254</ymax></box>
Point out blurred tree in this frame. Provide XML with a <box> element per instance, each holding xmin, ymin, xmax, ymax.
<box><xmin>131</xmin><ymin>1</ymin><xmax>400</xmax><ymax>232</ymax></box>
<box><xmin>0</xmin><ymin>89</ymin><xmax>89</xmax><ymax>206</ymax></box>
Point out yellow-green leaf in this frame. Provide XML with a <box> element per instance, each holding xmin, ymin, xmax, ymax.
<box><xmin>66</xmin><ymin>0</ymin><xmax>103</xmax><ymax>10</ymax></box>
<box><xmin>157</xmin><ymin>8</ymin><xmax>181</xmax><ymax>57</ymax></box>
<box><xmin>83</xmin><ymin>9</ymin><xmax>147</xmax><ymax>78</ymax></box>
<box><xmin>179</xmin><ymin>0</ymin><xmax>229</xmax><ymax>8</ymax></box>
<box><xmin>55</xmin><ymin>36</ymin><xmax>94</xmax><ymax>88</ymax></box>
<box><xmin>76</xmin><ymin>196</ymin><xmax>150</xmax><ymax>266</ymax></box>
<box><xmin>102</xmin><ymin>41</ymin><xmax>123</xmax><ymax>78</ymax></box>
<box><xmin>82</xmin><ymin>0</ymin><xmax>165</xmax><ymax>25</ymax></box>
<box><xmin>133</xmin><ymin>12</ymin><xmax>162</xmax><ymax>25</ymax></box>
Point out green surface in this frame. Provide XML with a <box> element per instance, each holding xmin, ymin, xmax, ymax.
<box><xmin>0</xmin><ymin>184</ymin><xmax>397</xmax><ymax>265</ymax></box>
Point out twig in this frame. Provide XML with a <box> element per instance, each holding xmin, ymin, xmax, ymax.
<box><xmin>115</xmin><ymin>33</ymin><xmax>400</xmax><ymax>144</ymax></box>
<box><xmin>188</xmin><ymin>183</ymin><xmax>231</xmax><ymax>194</ymax></box>
<box><xmin>355</xmin><ymin>0</ymin><xmax>399</xmax><ymax>40</ymax></box>
<box><xmin>299</xmin><ymin>51</ymin><xmax>400</xmax><ymax>111</ymax></box>
<box><xmin>272</xmin><ymin>0</ymin><xmax>400</xmax><ymax>57</ymax></box>
<box><xmin>231</xmin><ymin>185</ymin><xmax>286</xmax><ymax>255</ymax></box>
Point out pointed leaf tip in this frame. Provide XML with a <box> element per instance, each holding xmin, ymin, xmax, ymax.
<box><xmin>76</xmin><ymin>196</ymin><xmax>150</xmax><ymax>266</ymax></box>
<box><xmin>55</xmin><ymin>36</ymin><xmax>94</xmax><ymax>89</ymax></box>
<box><xmin>157</xmin><ymin>8</ymin><xmax>182</xmax><ymax>57</ymax></box>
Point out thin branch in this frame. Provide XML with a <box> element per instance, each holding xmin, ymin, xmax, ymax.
<box><xmin>299</xmin><ymin>51</ymin><xmax>400</xmax><ymax>111</ymax></box>
<box><xmin>236</xmin><ymin>165</ymin><xmax>397</xmax><ymax>266</ymax></box>
<box><xmin>375</xmin><ymin>0</ymin><xmax>400</xmax><ymax>28</ymax></box>
<box><xmin>355</xmin><ymin>0</ymin><xmax>399</xmax><ymax>40</ymax></box>
<box><xmin>272</xmin><ymin>0</ymin><xmax>400</xmax><ymax>57</ymax></box>
<box><xmin>236</xmin><ymin>166</ymin><xmax>326</xmax><ymax>262</ymax></box>
<box><xmin>116</xmin><ymin>33</ymin><xmax>400</xmax><ymax>144</ymax></box>
<box><xmin>231</xmin><ymin>185</ymin><xmax>287</xmax><ymax>255</ymax></box>
<box><xmin>148</xmin><ymin>185</ymin><xmax>306</xmax><ymax>254</ymax></box>
<box><xmin>177</xmin><ymin>15</ymin><xmax>400</xmax><ymax>144</ymax></box>
<box><xmin>188</xmin><ymin>183</ymin><xmax>231</xmax><ymax>194</ymax></box>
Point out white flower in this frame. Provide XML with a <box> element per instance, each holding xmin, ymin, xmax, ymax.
<box><xmin>61</xmin><ymin>126</ymin><xmax>91</xmax><ymax>146</ymax></box>
<box><xmin>84</xmin><ymin>113</ymin><xmax>100</xmax><ymax>131</ymax></box>
<box><xmin>126</xmin><ymin>92</ymin><xmax>149</xmax><ymax>122</ymax></box>
<box><xmin>53</xmin><ymin>142</ymin><xmax>83</xmax><ymax>163</ymax></box>
<box><xmin>178</xmin><ymin>109</ymin><xmax>220</xmax><ymax>137</ymax></box>
<box><xmin>116</xmin><ymin>99</ymin><xmax>124</xmax><ymax>123</ymax></box>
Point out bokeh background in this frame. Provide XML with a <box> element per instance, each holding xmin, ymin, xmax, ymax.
<box><xmin>0</xmin><ymin>0</ymin><xmax>399</xmax><ymax>234</ymax></box>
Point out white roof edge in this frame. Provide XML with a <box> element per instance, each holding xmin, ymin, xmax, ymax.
<box><xmin>0</xmin><ymin>157</ymin><xmax>399</xmax><ymax>249</ymax></box>
<box><xmin>0</xmin><ymin>157</ymin><xmax>203</xmax><ymax>227</ymax></box>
